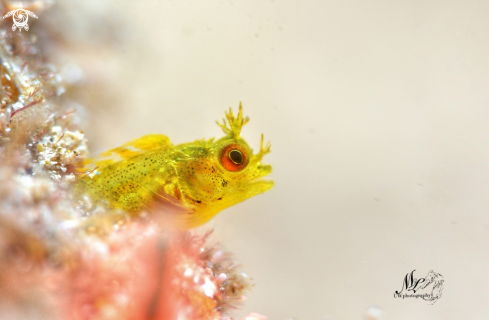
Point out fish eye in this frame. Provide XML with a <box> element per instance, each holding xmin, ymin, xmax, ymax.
<box><xmin>229</xmin><ymin>149</ymin><xmax>243</xmax><ymax>164</ymax></box>
<box><xmin>220</xmin><ymin>143</ymin><xmax>249</xmax><ymax>172</ymax></box>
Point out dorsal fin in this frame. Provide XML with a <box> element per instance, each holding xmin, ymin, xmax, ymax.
<box><xmin>82</xmin><ymin>134</ymin><xmax>172</xmax><ymax>169</ymax></box>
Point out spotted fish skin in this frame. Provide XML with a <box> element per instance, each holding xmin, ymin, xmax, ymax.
<box><xmin>76</xmin><ymin>104</ymin><xmax>273</xmax><ymax>228</ymax></box>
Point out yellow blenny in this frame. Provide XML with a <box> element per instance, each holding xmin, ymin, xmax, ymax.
<box><xmin>76</xmin><ymin>104</ymin><xmax>273</xmax><ymax>228</ymax></box>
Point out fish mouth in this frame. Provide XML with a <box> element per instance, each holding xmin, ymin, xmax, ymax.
<box><xmin>256</xmin><ymin>163</ymin><xmax>272</xmax><ymax>178</ymax></box>
<box><xmin>247</xmin><ymin>178</ymin><xmax>274</xmax><ymax>192</ymax></box>
<box><xmin>246</xmin><ymin>163</ymin><xmax>274</xmax><ymax>191</ymax></box>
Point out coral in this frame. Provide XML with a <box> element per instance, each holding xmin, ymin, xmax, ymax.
<box><xmin>0</xmin><ymin>2</ymin><xmax>261</xmax><ymax>320</ymax></box>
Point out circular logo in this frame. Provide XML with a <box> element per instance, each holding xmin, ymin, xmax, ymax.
<box><xmin>3</xmin><ymin>4</ymin><xmax>38</xmax><ymax>32</ymax></box>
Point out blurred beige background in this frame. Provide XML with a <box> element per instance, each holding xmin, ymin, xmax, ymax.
<box><xmin>44</xmin><ymin>0</ymin><xmax>489</xmax><ymax>319</ymax></box>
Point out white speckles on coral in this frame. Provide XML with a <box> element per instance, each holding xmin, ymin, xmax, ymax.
<box><xmin>36</xmin><ymin>125</ymin><xmax>87</xmax><ymax>180</ymax></box>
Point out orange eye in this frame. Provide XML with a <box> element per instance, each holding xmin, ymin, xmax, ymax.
<box><xmin>220</xmin><ymin>144</ymin><xmax>249</xmax><ymax>172</ymax></box>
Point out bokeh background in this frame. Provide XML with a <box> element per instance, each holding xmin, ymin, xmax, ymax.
<box><xmin>43</xmin><ymin>1</ymin><xmax>489</xmax><ymax>319</ymax></box>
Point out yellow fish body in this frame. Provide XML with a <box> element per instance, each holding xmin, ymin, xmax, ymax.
<box><xmin>76</xmin><ymin>104</ymin><xmax>273</xmax><ymax>228</ymax></box>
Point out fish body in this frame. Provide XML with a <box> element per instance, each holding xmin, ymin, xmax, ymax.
<box><xmin>76</xmin><ymin>104</ymin><xmax>273</xmax><ymax>228</ymax></box>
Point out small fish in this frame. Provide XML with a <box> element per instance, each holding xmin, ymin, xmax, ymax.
<box><xmin>76</xmin><ymin>104</ymin><xmax>273</xmax><ymax>228</ymax></box>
